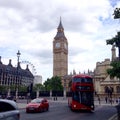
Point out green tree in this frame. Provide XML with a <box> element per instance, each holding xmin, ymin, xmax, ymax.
<box><xmin>106</xmin><ymin>32</ymin><xmax>120</xmax><ymax>60</ymax></box>
<box><xmin>107</xmin><ymin>61</ymin><xmax>120</xmax><ymax>79</ymax></box>
<box><xmin>18</xmin><ymin>85</ymin><xmax>27</xmax><ymax>92</ymax></box>
<box><xmin>107</xmin><ymin>8</ymin><xmax>120</xmax><ymax>60</ymax></box>
<box><xmin>51</xmin><ymin>76</ymin><xmax>63</xmax><ymax>91</ymax></box>
<box><xmin>43</xmin><ymin>76</ymin><xmax>63</xmax><ymax>91</ymax></box>
<box><xmin>106</xmin><ymin>31</ymin><xmax>120</xmax><ymax>79</ymax></box>
<box><xmin>44</xmin><ymin>78</ymin><xmax>52</xmax><ymax>91</ymax></box>
<box><xmin>0</xmin><ymin>85</ymin><xmax>6</xmax><ymax>92</ymax></box>
<box><xmin>9</xmin><ymin>85</ymin><xmax>16</xmax><ymax>91</ymax></box>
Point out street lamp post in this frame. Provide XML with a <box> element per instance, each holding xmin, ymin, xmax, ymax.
<box><xmin>17</xmin><ymin>50</ymin><xmax>21</xmax><ymax>65</ymax></box>
<box><xmin>15</xmin><ymin>50</ymin><xmax>21</xmax><ymax>101</ymax></box>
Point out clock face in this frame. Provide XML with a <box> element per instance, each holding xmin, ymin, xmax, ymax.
<box><xmin>55</xmin><ymin>42</ymin><xmax>60</xmax><ymax>48</ymax></box>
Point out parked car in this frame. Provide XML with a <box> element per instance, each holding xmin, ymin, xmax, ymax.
<box><xmin>26</xmin><ymin>98</ymin><xmax>49</xmax><ymax>113</ymax></box>
<box><xmin>0</xmin><ymin>99</ymin><xmax>20</xmax><ymax>120</ymax></box>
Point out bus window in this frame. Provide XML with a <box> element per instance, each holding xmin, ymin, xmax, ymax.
<box><xmin>81</xmin><ymin>92</ymin><xmax>94</xmax><ymax>106</ymax></box>
<box><xmin>72</xmin><ymin>92</ymin><xmax>80</xmax><ymax>102</ymax></box>
<box><xmin>84</xmin><ymin>78</ymin><xmax>93</xmax><ymax>83</ymax></box>
<box><xmin>76</xmin><ymin>86</ymin><xmax>91</xmax><ymax>90</ymax></box>
<box><xmin>72</xmin><ymin>77</ymin><xmax>92</xmax><ymax>83</ymax></box>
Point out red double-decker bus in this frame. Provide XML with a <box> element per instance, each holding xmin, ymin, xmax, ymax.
<box><xmin>68</xmin><ymin>74</ymin><xmax>94</xmax><ymax>112</ymax></box>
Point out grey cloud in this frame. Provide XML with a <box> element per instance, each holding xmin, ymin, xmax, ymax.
<box><xmin>0</xmin><ymin>0</ymin><xmax>22</xmax><ymax>9</ymax></box>
<box><xmin>69</xmin><ymin>47</ymin><xmax>87</xmax><ymax>57</ymax></box>
<box><xmin>29</xmin><ymin>49</ymin><xmax>52</xmax><ymax>64</ymax></box>
<box><xmin>0</xmin><ymin>0</ymin><xmax>109</xmax><ymax>34</ymax></box>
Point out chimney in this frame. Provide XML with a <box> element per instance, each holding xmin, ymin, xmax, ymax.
<box><xmin>8</xmin><ymin>59</ymin><xmax>12</xmax><ymax>67</ymax></box>
<box><xmin>26</xmin><ymin>64</ymin><xmax>29</xmax><ymax>71</ymax></box>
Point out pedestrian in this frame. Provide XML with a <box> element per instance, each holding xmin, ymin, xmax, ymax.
<box><xmin>118</xmin><ymin>97</ymin><xmax>120</xmax><ymax>104</ymax></box>
<box><xmin>105</xmin><ymin>96</ymin><xmax>108</xmax><ymax>103</ymax></box>
<box><xmin>98</xmin><ymin>97</ymin><xmax>101</xmax><ymax>105</ymax></box>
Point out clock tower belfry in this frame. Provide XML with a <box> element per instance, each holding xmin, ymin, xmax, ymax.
<box><xmin>53</xmin><ymin>18</ymin><xmax>68</xmax><ymax>77</ymax></box>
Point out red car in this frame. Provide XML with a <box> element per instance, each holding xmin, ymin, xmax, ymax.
<box><xmin>26</xmin><ymin>98</ymin><xmax>49</xmax><ymax>113</ymax></box>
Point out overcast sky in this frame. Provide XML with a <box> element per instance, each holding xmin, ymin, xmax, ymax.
<box><xmin>0</xmin><ymin>0</ymin><xmax>120</xmax><ymax>82</ymax></box>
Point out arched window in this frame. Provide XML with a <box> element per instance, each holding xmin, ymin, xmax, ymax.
<box><xmin>104</xmin><ymin>86</ymin><xmax>113</xmax><ymax>97</ymax></box>
<box><xmin>116</xmin><ymin>86</ymin><xmax>120</xmax><ymax>93</ymax></box>
<box><xmin>104</xmin><ymin>86</ymin><xmax>109</xmax><ymax>93</ymax></box>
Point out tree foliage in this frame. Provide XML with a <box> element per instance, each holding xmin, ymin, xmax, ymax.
<box><xmin>0</xmin><ymin>85</ymin><xmax>6</xmax><ymax>92</ymax></box>
<box><xmin>106</xmin><ymin>37</ymin><xmax>117</xmax><ymax>46</ymax></box>
<box><xmin>43</xmin><ymin>76</ymin><xmax>63</xmax><ymax>91</ymax></box>
<box><xmin>113</xmin><ymin>8</ymin><xmax>120</xmax><ymax>19</ymax></box>
<box><xmin>106</xmin><ymin>32</ymin><xmax>120</xmax><ymax>48</ymax></box>
<box><xmin>18</xmin><ymin>85</ymin><xmax>27</xmax><ymax>92</ymax></box>
<box><xmin>107</xmin><ymin>61</ymin><xmax>120</xmax><ymax>79</ymax></box>
<box><xmin>106</xmin><ymin>32</ymin><xmax>120</xmax><ymax>59</ymax></box>
<box><xmin>43</xmin><ymin>78</ymin><xmax>52</xmax><ymax>91</ymax></box>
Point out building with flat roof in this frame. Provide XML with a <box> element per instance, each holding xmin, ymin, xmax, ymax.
<box><xmin>34</xmin><ymin>75</ymin><xmax>42</xmax><ymax>85</ymax></box>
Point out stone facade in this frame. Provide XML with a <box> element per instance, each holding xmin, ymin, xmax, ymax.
<box><xmin>0</xmin><ymin>56</ymin><xmax>34</xmax><ymax>87</ymax></box>
<box><xmin>94</xmin><ymin>45</ymin><xmax>120</xmax><ymax>98</ymax></box>
<box><xmin>94</xmin><ymin>58</ymin><xmax>111</xmax><ymax>94</ymax></box>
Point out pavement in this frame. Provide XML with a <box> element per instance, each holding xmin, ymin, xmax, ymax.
<box><xmin>16</xmin><ymin>97</ymin><xmax>118</xmax><ymax>120</ymax></box>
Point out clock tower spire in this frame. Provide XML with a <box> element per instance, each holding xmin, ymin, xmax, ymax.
<box><xmin>54</xmin><ymin>17</ymin><xmax>67</xmax><ymax>40</ymax></box>
<box><xmin>53</xmin><ymin>18</ymin><xmax>68</xmax><ymax>77</ymax></box>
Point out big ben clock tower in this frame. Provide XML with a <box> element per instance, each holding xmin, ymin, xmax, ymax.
<box><xmin>53</xmin><ymin>18</ymin><xmax>68</xmax><ymax>77</ymax></box>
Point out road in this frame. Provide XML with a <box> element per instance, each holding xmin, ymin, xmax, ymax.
<box><xmin>19</xmin><ymin>100</ymin><xmax>117</xmax><ymax>120</ymax></box>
